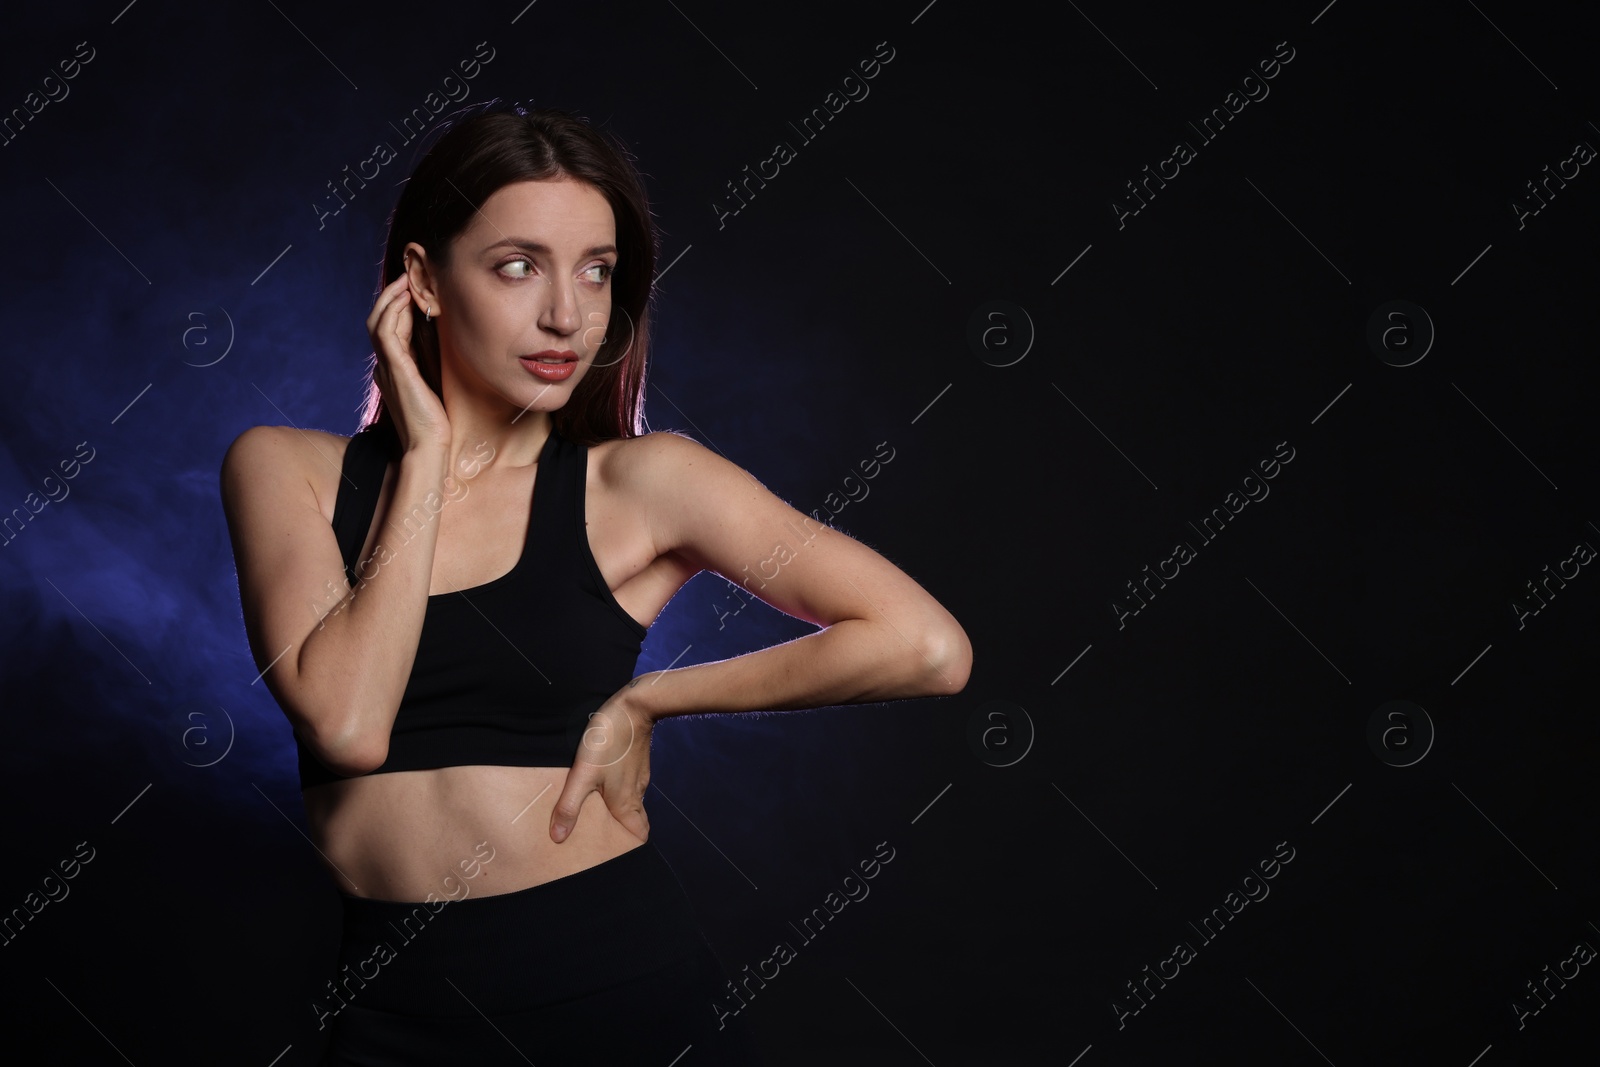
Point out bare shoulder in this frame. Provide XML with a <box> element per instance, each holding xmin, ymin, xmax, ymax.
<box><xmin>590</xmin><ymin>429</ymin><xmax>743</xmax><ymax>513</ymax></box>
<box><xmin>588</xmin><ymin>428</ymin><xmax>762</xmax><ymax>564</ymax></box>
<box><xmin>590</xmin><ymin>429</ymin><xmax>703</xmax><ymax>481</ymax></box>
<box><xmin>221</xmin><ymin>425</ymin><xmax>357</xmax><ymax>524</ymax></box>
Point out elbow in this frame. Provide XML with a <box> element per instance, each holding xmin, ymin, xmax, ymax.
<box><xmin>286</xmin><ymin>649</ymin><xmax>389</xmax><ymax>774</ymax></box>
<box><xmin>300</xmin><ymin>712</ymin><xmax>388</xmax><ymax>777</ymax></box>
<box><xmin>915</xmin><ymin>624</ymin><xmax>972</xmax><ymax>695</ymax></box>
<box><xmin>318</xmin><ymin>733</ymin><xmax>388</xmax><ymax>778</ymax></box>
<box><xmin>328</xmin><ymin>738</ymin><xmax>388</xmax><ymax>777</ymax></box>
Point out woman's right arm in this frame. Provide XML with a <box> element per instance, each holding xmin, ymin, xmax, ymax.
<box><xmin>219</xmin><ymin>272</ymin><xmax>452</xmax><ymax>776</ymax></box>
<box><xmin>219</xmin><ymin>429</ymin><xmax>449</xmax><ymax>776</ymax></box>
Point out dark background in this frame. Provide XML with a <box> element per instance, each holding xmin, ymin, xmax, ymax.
<box><xmin>2</xmin><ymin>1</ymin><xmax>1597</xmax><ymax>1063</ymax></box>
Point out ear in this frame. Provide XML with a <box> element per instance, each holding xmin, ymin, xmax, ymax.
<box><xmin>401</xmin><ymin>242</ymin><xmax>442</xmax><ymax>318</ymax></box>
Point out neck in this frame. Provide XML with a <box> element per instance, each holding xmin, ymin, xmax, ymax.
<box><xmin>444</xmin><ymin>404</ymin><xmax>556</xmax><ymax>477</ymax></box>
<box><xmin>432</xmin><ymin>358</ymin><xmax>563</xmax><ymax>474</ymax></box>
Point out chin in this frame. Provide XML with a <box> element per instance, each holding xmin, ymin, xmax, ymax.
<box><xmin>516</xmin><ymin>380</ymin><xmax>580</xmax><ymax>411</ymax></box>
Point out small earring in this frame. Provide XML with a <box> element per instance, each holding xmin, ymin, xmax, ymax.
<box><xmin>425</xmin><ymin>304</ymin><xmax>432</xmax><ymax>322</ymax></box>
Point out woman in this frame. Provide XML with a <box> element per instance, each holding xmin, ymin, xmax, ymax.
<box><xmin>220</xmin><ymin>103</ymin><xmax>972</xmax><ymax>1064</ymax></box>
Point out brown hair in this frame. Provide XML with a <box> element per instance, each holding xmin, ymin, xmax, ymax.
<box><xmin>359</xmin><ymin>102</ymin><xmax>658</xmax><ymax>445</ymax></box>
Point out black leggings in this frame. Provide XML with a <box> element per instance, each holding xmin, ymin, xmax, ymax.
<box><xmin>317</xmin><ymin>840</ymin><xmax>764</xmax><ymax>1065</ymax></box>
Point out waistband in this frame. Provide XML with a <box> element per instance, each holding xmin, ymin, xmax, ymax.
<box><xmin>322</xmin><ymin>841</ymin><xmax>710</xmax><ymax>1016</ymax></box>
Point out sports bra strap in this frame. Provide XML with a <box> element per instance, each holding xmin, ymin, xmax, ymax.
<box><xmin>330</xmin><ymin>422</ymin><xmax>397</xmax><ymax>589</ymax></box>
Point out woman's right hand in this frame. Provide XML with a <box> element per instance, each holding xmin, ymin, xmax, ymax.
<box><xmin>367</xmin><ymin>272</ymin><xmax>451</xmax><ymax>454</ymax></box>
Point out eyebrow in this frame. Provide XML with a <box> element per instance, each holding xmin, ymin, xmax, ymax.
<box><xmin>484</xmin><ymin>239</ymin><xmax>617</xmax><ymax>258</ymax></box>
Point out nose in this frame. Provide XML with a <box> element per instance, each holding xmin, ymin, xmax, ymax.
<box><xmin>537</xmin><ymin>274</ymin><xmax>583</xmax><ymax>339</ymax></box>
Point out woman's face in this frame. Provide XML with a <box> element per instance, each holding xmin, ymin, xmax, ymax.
<box><xmin>415</xmin><ymin>177</ymin><xmax>618</xmax><ymax>417</ymax></box>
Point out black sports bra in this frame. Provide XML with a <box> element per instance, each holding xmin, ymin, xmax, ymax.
<box><xmin>294</xmin><ymin>420</ymin><xmax>650</xmax><ymax>790</ymax></box>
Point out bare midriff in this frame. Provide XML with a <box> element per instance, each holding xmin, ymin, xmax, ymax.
<box><xmin>301</xmin><ymin>764</ymin><xmax>648</xmax><ymax>902</ymax></box>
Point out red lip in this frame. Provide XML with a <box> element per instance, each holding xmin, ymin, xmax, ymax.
<box><xmin>519</xmin><ymin>352</ymin><xmax>580</xmax><ymax>382</ymax></box>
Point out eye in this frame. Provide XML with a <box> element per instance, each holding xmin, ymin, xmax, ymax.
<box><xmin>498</xmin><ymin>258</ymin><xmax>534</xmax><ymax>279</ymax></box>
<box><xmin>584</xmin><ymin>263</ymin><xmax>614</xmax><ymax>283</ymax></box>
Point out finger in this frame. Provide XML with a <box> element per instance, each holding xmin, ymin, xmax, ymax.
<box><xmin>612</xmin><ymin>802</ymin><xmax>649</xmax><ymax>844</ymax></box>
<box><xmin>387</xmin><ymin>292</ymin><xmax>413</xmax><ymax>340</ymax></box>
<box><xmin>549</xmin><ymin>775</ymin><xmax>592</xmax><ymax>844</ymax></box>
<box><xmin>375</xmin><ymin>292</ymin><xmax>413</xmax><ymax>353</ymax></box>
<box><xmin>366</xmin><ymin>277</ymin><xmax>410</xmax><ymax>329</ymax></box>
<box><xmin>389</xmin><ymin>320</ymin><xmax>413</xmax><ymax>361</ymax></box>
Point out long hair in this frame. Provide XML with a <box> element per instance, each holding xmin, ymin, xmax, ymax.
<box><xmin>359</xmin><ymin>102</ymin><xmax>658</xmax><ymax>445</ymax></box>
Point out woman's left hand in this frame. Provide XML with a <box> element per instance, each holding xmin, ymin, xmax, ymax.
<box><xmin>549</xmin><ymin>684</ymin><xmax>656</xmax><ymax>845</ymax></box>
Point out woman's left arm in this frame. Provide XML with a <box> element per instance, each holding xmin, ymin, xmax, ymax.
<box><xmin>630</xmin><ymin>430</ymin><xmax>973</xmax><ymax>713</ymax></box>
<box><xmin>548</xmin><ymin>431</ymin><xmax>973</xmax><ymax>842</ymax></box>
